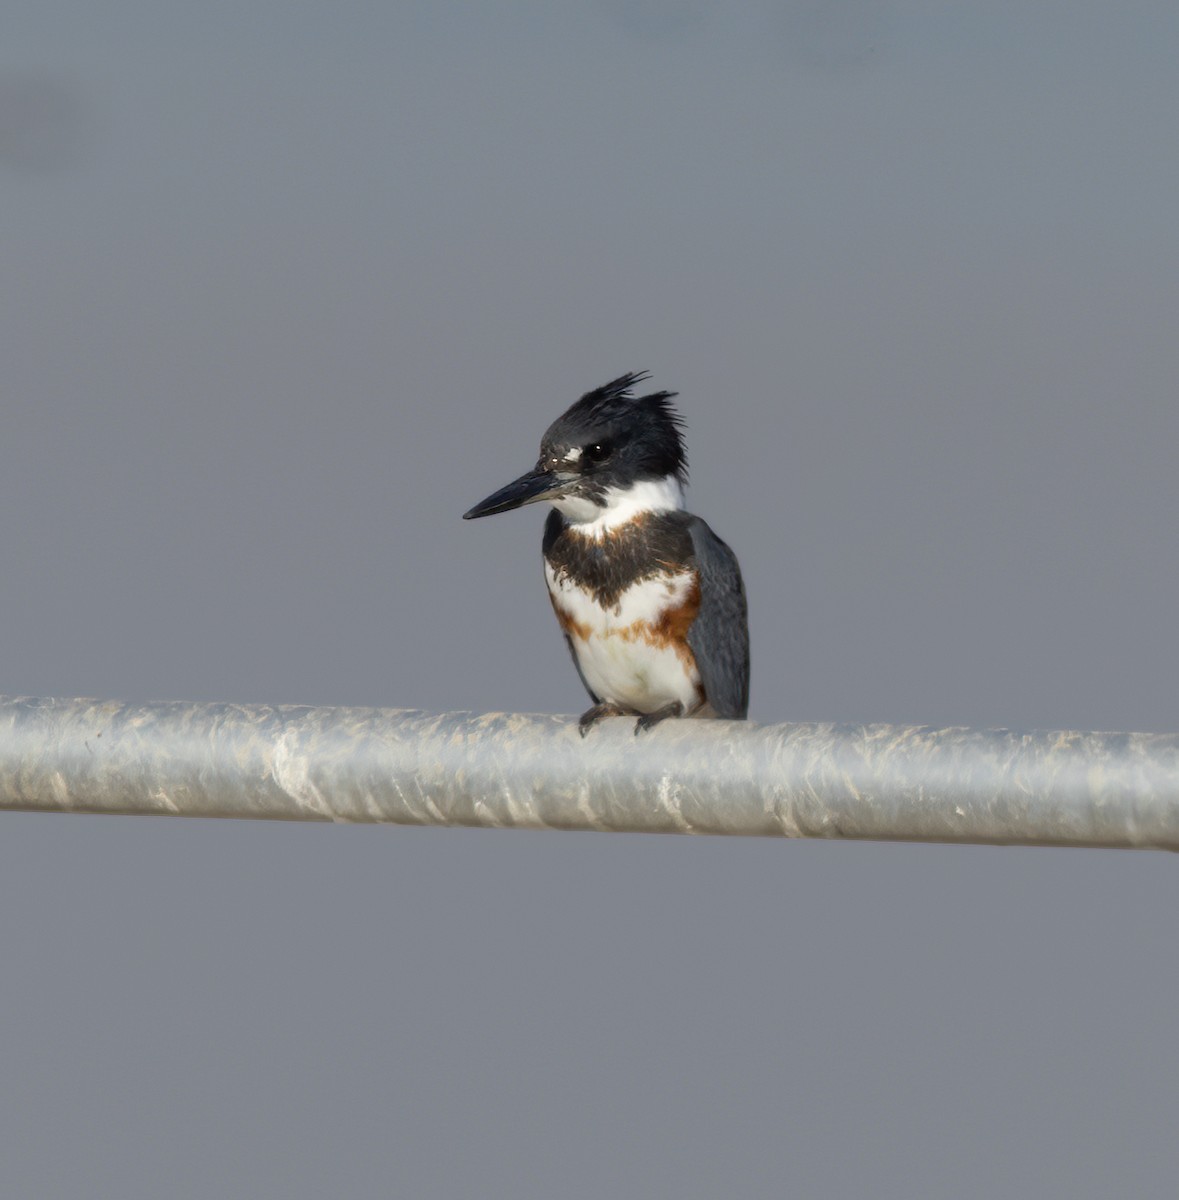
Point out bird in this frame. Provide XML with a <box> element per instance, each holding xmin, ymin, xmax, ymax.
<box><xmin>463</xmin><ymin>372</ymin><xmax>749</xmax><ymax>735</ymax></box>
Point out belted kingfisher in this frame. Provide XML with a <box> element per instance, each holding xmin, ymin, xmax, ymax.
<box><xmin>463</xmin><ymin>372</ymin><xmax>749</xmax><ymax>735</ymax></box>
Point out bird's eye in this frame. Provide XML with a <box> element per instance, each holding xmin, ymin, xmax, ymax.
<box><xmin>583</xmin><ymin>442</ymin><xmax>611</xmax><ymax>463</ymax></box>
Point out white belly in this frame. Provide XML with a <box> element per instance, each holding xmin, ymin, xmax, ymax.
<box><xmin>544</xmin><ymin>566</ymin><xmax>702</xmax><ymax>714</ymax></box>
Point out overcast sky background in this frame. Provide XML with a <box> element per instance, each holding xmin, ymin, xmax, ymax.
<box><xmin>2</xmin><ymin>3</ymin><xmax>1177</xmax><ymax>1196</ymax></box>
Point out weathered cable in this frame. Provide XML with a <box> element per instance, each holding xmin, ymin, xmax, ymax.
<box><xmin>0</xmin><ymin>696</ymin><xmax>1175</xmax><ymax>849</ymax></box>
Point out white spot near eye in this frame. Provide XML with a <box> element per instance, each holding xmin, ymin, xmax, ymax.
<box><xmin>563</xmin><ymin>447</ymin><xmax>582</xmax><ymax>463</ymax></box>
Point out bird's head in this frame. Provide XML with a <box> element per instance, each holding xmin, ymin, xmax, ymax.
<box><xmin>462</xmin><ymin>372</ymin><xmax>687</xmax><ymax>526</ymax></box>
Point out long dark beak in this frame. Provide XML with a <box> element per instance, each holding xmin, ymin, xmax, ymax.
<box><xmin>462</xmin><ymin>467</ymin><xmax>563</xmax><ymax>520</ymax></box>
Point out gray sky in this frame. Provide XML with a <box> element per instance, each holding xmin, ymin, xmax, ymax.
<box><xmin>2</xmin><ymin>4</ymin><xmax>1177</xmax><ymax>1196</ymax></box>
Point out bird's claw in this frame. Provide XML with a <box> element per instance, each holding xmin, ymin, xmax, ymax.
<box><xmin>633</xmin><ymin>702</ymin><xmax>685</xmax><ymax>735</ymax></box>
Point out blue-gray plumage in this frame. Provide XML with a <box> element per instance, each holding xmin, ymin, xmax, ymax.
<box><xmin>464</xmin><ymin>373</ymin><xmax>749</xmax><ymax>735</ymax></box>
<box><xmin>685</xmin><ymin>516</ymin><xmax>749</xmax><ymax>720</ymax></box>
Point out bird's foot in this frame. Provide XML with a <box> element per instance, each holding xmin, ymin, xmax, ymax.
<box><xmin>578</xmin><ymin>702</ymin><xmax>629</xmax><ymax>737</ymax></box>
<box><xmin>634</xmin><ymin>701</ymin><xmax>685</xmax><ymax>735</ymax></box>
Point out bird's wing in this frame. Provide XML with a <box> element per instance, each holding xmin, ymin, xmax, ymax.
<box><xmin>685</xmin><ymin>516</ymin><xmax>750</xmax><ymax>719</ymax></box>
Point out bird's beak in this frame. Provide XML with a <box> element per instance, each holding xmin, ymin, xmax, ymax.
<box><xmin>462</xmin><ymin>466</ymin><xmax>565</xmax><ymax>519</ymax></box>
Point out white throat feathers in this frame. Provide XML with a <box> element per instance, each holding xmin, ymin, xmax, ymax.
<box><xmin>550</xmin><ymin>475</ymin><xmax>685</xmax><ymax>537</ymax></box>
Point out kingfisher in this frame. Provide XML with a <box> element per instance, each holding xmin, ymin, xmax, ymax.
<box><xmin>463</xmin><ymin>372</ymin><xmax>749</xmax><ymax>735</ymax></box>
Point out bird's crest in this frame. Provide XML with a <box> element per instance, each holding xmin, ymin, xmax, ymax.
<box><xmin>558</xmin><ymin>372</ymin><xmax>687</xmax><ymax>481</ymax></box>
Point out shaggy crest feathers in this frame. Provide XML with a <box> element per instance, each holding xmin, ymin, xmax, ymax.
<box><xmin>555</xmin><ymin>371</ymin><xmax>688</xmax><ymax>485</ymax></box>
